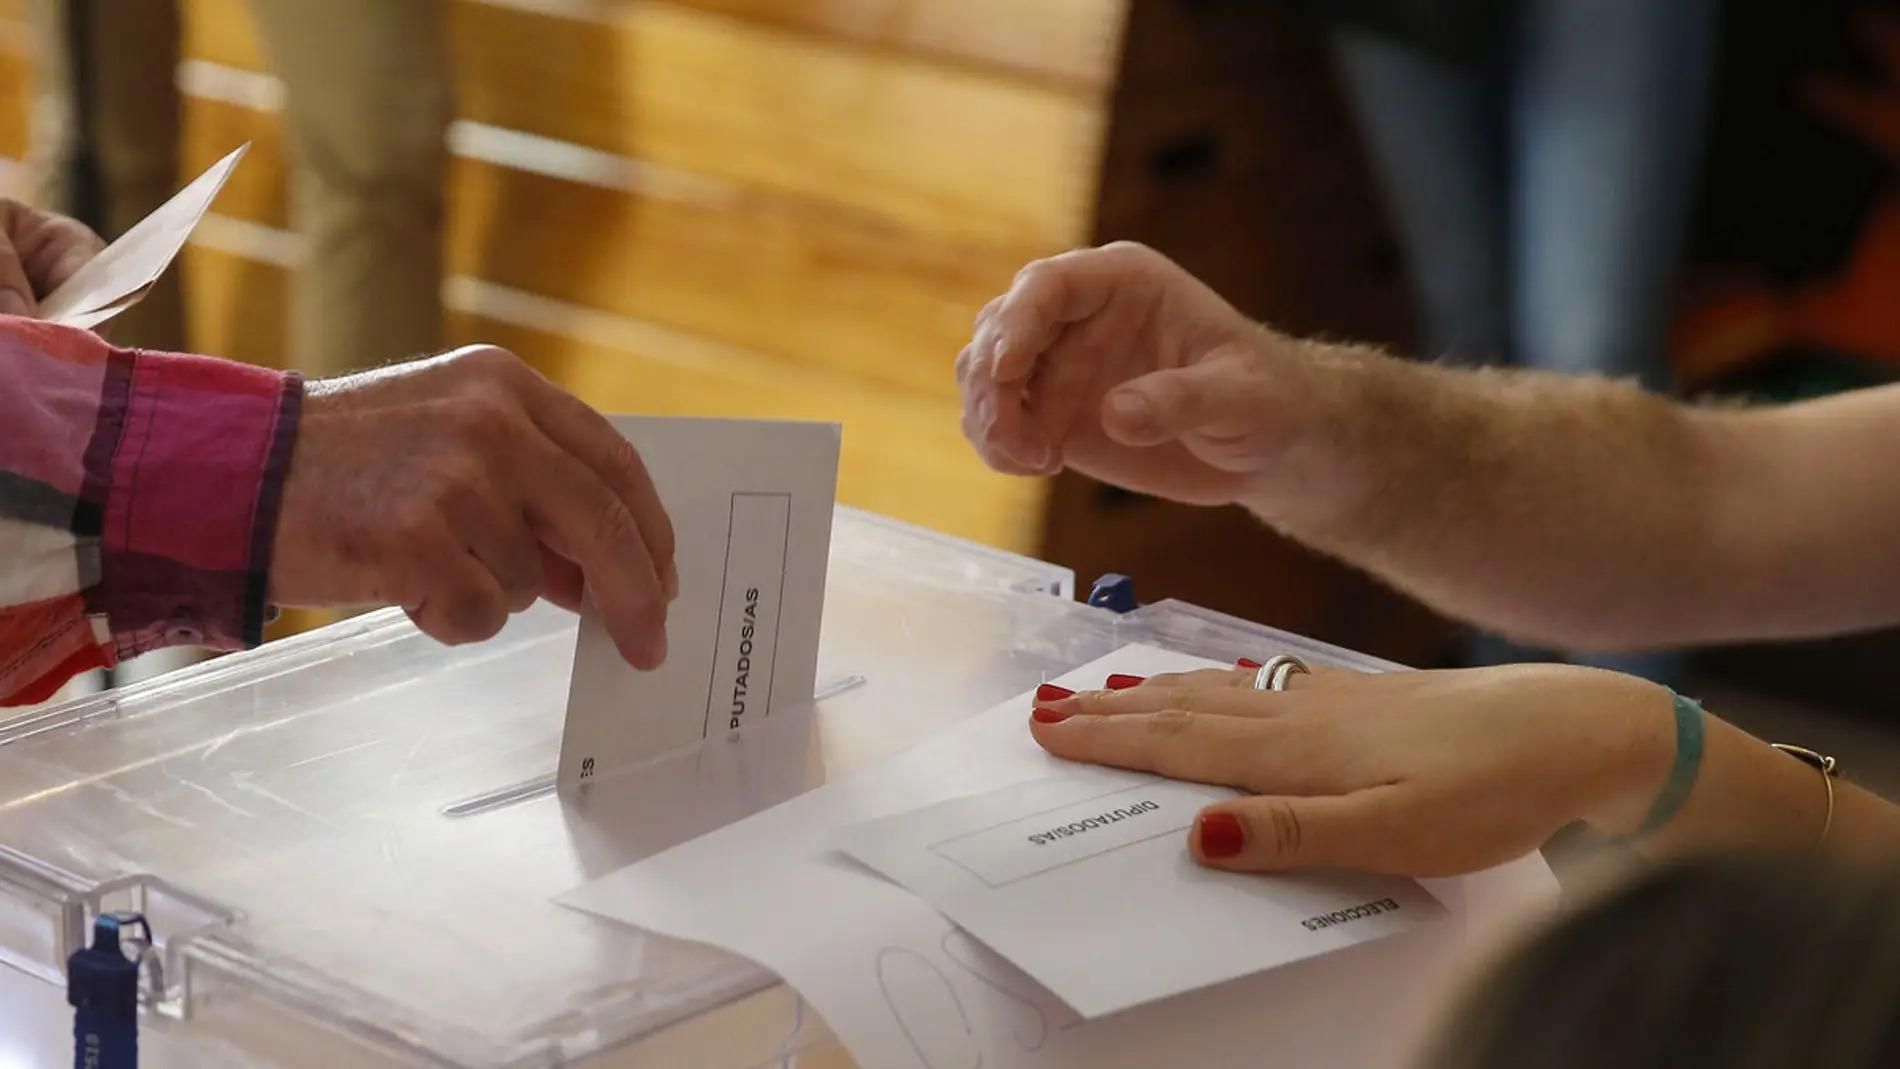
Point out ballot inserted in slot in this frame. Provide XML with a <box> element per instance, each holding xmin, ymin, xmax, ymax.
<box><xmin>558</xmin><ymin>416</ymin><xmax>840</xmax><ymax>789</ymax></box>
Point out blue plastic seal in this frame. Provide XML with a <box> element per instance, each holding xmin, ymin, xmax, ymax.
<box><xmin>1088</xmin><ymin>573</ymin><xmax>1138</xmax><ymax>614</ymax></box>
<box><xmin>68</xmin><ymin>912</ymin><xmax>145</xmax><ymax>1069</ymax></box>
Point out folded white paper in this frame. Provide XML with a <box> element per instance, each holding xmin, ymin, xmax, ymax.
<box><xmin>39</xmin><ymin>144</ymin><xmax>248</xmax><ymax>329</ymax></box>
<box><xmin>837</xmin><ymin>770</ymin><xmax>1442</xmax><ymax>1018</ymax></box>
<box><xmin>558</xmin><ymin>643</ymin><xmax>1559</xmax><ymax>1069</ymax></box>
<box><xmin>558</xmin><ymin>416</ymin><xmax>840</xmax><ymax>789</ymax></box>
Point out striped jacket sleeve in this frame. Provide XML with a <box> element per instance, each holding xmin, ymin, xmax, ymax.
<box><xmin>0</xmin><ymin>315</ymin><xmax>301</xmax><ymax>706</ymax></box>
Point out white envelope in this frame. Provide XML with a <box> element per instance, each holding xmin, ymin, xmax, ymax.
<box><xmin>38</xmin><ymin>144</ymin><xmax>248</xmax><ymax>329</ymax></box>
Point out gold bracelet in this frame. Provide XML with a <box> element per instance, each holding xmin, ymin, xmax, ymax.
<box><xmin>1770</xmin><ymin>743</ymin><xmax>1839</xmax><ymax>848</ymax></box>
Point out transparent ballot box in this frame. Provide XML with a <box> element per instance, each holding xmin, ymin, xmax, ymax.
<box><xmin>0</xmin><ymin>509</ymin><xmax>1396</xmax><ymax>1068</ymax></box>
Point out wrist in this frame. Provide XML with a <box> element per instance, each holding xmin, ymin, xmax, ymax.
<box><xmin>1573</xmin><ymin>670</ymin><xmax>1682</xmax><ymax>837</ymax></box>
<box><xmin>1231</xmin><ymin>335</ymin><xmax>1392</xmax><ymax>525</ymax></box>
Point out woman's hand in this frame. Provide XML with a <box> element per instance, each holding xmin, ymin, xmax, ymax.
<box><xmin>1030</xmin><ymin>663</ymin><xmax>1676</xmax><ymax>877</ymax></box>
<box><xmin>0</xmin><ymin>199</ymin><xmax>105</xmax><ymax>316</ymax></box>
<box><xmin>956</xmin><ymin>242</ymin><xmax>1314</xmax><ymax>507</ymax></box>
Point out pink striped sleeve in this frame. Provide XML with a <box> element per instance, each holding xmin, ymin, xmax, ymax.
<box><xmin>0</xmin><ymin>316</ymin><xmax>300</xmax><ymax>705</ymax></box>
<box><xmin>95</xmin><ymin>349</ymin><xmax>302</xmax><ymax>658</ymax></box>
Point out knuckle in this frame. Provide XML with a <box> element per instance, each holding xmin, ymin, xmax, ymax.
<box><xmin>1101</xmin><ymin>239</ymin><xmax>1157</xmax><ymax>263</ymax></box>
<box><xmin>444</xmin><ymin>395</ymin><xmax>516</xmax><ymax>444</ymax></box>
<box><xmin>593</xmin><ymin>498</ymin><xmax>639</xmax><ymax>552</ymax></box>
<box><xmin>1258</xmin><ymin>802</ymin><xmax>1304</xmax><ymax>861</ymax></box>
<box><xmin>428</xmin><ymin>459</ymin><xmax>492</xmax><ymax>513</ymax></box>
<box><xmin>972</xmin><ymin>296</ymin><xmax>1003</xmax><ymax>330</ymax></box>
<box><xmin>1230</xmin><ymin>360</ymin><xmax>1276</xmax><ymax>396</ymax></box>
<box><xmin>1162</xmin><ymin>687</ymin><xmax>1204</xmax><ymax>713</ymax></box>
<box><xmin>1145</xmin><ymin>709</ymin><xmax>1197</xmax><ymax>739</ymax></box>
<box><xmin>601</xmin><ymin>437</ymin><xmax>646</xmax><ymax>488</ymax></box>
<box><xmin>390</xmin><ymin>499</ymin><xmax>445</xmax><ymax>543</ymax></box>
<box><xmin>56</xmin><ymin>217</ymin><xmax>105</xmax><ymax>251</ymax></box>
<box><xmin>457</xmin><ymin>345</ymin><xmax>528</xmax><ymax>380</ymax></box>
<box><xmin>1013</xmin><ymin>258</ymin><xmax>1055</xmax><ymax>289</ymax></box>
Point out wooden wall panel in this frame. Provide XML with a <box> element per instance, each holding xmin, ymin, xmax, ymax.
<box><xmin>180</xmin><ymin>240</ymin><xmax>288</xmax><ymax>365</ymax></box>
<box><xmin>177</xmin><ymin>0</ymin><xmax>1125</xmax><ymax>90</ymax></box>
<box><xmin>180</xmin><ymin>93</ymin><xmax>1010</xmax><ymax>398</ymax></box>
<box><xmin>676</xmin><ymin>0</ymin><xmax>1124</xmax><ymax>88</ymax></box>
<box><xmin>180</xmin><ymin>0</ymin><xmax>1106</xmax><ymax>248</ymax></box>
<box><xmin>0</xmin><ymin>8</ymin><xmax>29</xmax><ymax>163</ymax></box>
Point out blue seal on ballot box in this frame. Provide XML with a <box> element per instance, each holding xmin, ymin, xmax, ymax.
<box><xmin>68</xmin><ymin>912</ymin><xmax>148</xmax><ymax>1069</ymax></box>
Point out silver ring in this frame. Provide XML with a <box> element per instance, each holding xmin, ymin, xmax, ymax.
<box><xmin>1251</xmin><ymin>654</ymin><xmax>1310</xmax><ymax>692</ymax></box>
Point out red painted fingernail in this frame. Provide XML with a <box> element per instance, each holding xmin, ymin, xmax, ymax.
<box><xmin>1198</xmin><ymin>812</ymin><xmax>1245</xmax><ymax>859</ymax></box>
<box><xmin>1032</xmin><ymin>707</ymin><xmax>1072</xmax><ymax>724</ymax></box>
<box><xmin>1105</xmin><ymin>673</ymin><xmax>1144</xmax><ymax>690</ymax></box>
<box><xmin>1237</xmin><ymin>657</ymin><xmax>1263</xmax><ymax>669</ymax></box>
<box><xmin>1036</xmin><ymin>683</ymin><xmax>1075</xmax><ymax>703</ymax></box>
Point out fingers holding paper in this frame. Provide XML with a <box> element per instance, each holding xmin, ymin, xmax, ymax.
<box><xmin>1030</xmin><ymin>664</ymin><xmax>1676</xmax><ymax>878</ymax></box>
<box><xmin>0</xmin><ymin>199</ymin><xmax>105</xmax><ymax>316</ymax></box>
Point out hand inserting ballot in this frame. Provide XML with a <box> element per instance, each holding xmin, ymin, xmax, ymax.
<box><xmin>271</xmin><ymin>346</ymin><xmax>680</xmax><ymax>668</ymax></box>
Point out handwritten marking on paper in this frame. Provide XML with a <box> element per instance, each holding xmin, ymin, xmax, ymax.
<box><xmin>876</xmin><ymin>946</ymin><xmax>982</xmax><ymax>1069</ymax></box>
<box><xmin>937</xmin><ymin>930</ymin><xmax>1078</xmax><ymax>1052</ymax></box>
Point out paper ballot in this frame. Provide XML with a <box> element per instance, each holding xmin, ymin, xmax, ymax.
<box><xmin>38</xmin><ymin>144</ymin><xmax>248</xmax><ymax>329</ymax></box>
<box><xmin>558</xmin><ymin>416</ymin><xmax>840</xmax><ymax>789</ymax></box>
<box><xmin>559</xmin><ymin>644</ymin><xmax>1559</xmax><ymax>1069</ymax></box>
<box><xmin>836</xmin><ymin>770</ymin><xmax>1442</xmax><ymax>1018</ymax></box>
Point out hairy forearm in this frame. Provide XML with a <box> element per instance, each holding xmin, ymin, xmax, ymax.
<box><xmin>1240</xmin><ymin>339</ymin><xmax>1742</xmax><ymax>650</ymax></box>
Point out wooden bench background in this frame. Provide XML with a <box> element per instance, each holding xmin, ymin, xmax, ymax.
<box><xmin>0</xmin><ymin>0</ymin><xmax>1130</xmax><ymax>553</ymax></box>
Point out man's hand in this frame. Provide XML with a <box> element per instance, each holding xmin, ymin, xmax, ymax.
<box><xmin>0</xmin><ymin>199</ymin><xmax>105</xmax><ymax>316</ymax></box>
<box><xmin>957</xmin><ymin>242</ymin><xmax>1304</xmax><ymax>507</ymax></box>
<box><xmin>272</xmin><ymin>346</ymin><xmax>679</xmax><ymax>668</ymax></box>
<box><xmin>953</xmin><ymin>243</ymin><xmax>1767</xmax><ymax>651</ymax></box>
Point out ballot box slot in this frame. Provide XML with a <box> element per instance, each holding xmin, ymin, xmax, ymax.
<box><xmin>439</xmin><ymin>672</ymin><xmax>868</xmax><ymax>819</ymax></box>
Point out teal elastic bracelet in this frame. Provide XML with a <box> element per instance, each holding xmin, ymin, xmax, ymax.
<box><xmin>1635</xmin><ymin>689</ymin><xmax>1706</xmax><ymax>837</ymax></box>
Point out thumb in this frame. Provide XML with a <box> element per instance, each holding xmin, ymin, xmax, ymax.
<box><xmin>1190</xmin><ymin>790</ymin><xmax>1406</xmax><ymax>874</ymax></box>
<box><xmin>1100</xmin><ymin>345</ymin><xmax>1268</xmax><ymax>448</ymax></box>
